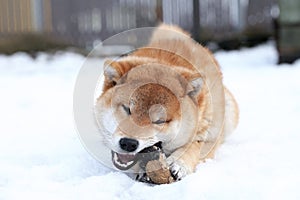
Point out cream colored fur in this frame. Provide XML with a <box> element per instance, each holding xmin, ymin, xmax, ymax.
<box><xmin>95</xmin><ymin>24</ymin><xmax>239</xmax><ymax>181</ymax></box>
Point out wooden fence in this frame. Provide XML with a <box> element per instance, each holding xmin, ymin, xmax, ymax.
<box><xmin>0</xmin><ymin>0</ymin><xmax>278</xmax><ymax>49</ymax></box>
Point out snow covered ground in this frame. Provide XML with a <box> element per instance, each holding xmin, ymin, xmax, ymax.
<box><xmin>1</xmin><ymin>43</ymin><xmax>300</xmax><ymax>200</ymax></box>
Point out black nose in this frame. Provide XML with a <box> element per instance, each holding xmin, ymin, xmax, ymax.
<box><xmin>119</xmin><ymin>138</ymin><xmax>139</xmax><ymax>152</ymax></box>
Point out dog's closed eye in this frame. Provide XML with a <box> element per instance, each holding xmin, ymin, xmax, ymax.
<box><xmin>152</xmin><ymin>119</ymin><xmax>166</xmax><ymax>125</ymax></box>
<box><xmin>122</xmin><ymin>105</ymin><xmax>131</xmax><ymax>115</ymax></box>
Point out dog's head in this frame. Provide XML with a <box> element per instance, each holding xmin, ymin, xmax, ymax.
<box><xmin>95</xmin><ymin>59</ymin><xmax>203</xmax><ymax>171</ymax></box>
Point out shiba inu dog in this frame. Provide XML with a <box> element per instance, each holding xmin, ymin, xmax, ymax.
<box><xmin>95</xmin><ymin>24</ymin><xmax>239</xmax><ymax>182</ymax></box>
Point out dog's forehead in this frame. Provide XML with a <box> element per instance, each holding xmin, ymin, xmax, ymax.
<box><xmin>125</xmin><ymin>63</ymin><xmax>188</xmax><ymax>98</ymax></box>
<box><xmin>131</xmin><ymin>83</ymin><xmax>176</xmax><ymax>102</ymax></box>
<box><xmin>113</xmin><ymin>63</ymin><xmax>190</xmax><ymax>104</ymax></box>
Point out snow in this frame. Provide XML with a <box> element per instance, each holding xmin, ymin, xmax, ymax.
<box><xmin>1</xmin><ymin>43</ymin><xmax>300</xmax><ymax>199</ymax></box>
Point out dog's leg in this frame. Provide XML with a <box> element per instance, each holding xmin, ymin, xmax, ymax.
<box><xmin>166</xmin><ymin>140</ymin><xmax>205</xmax><ymax>180</ymax></box>
<box><xmin>167</xmin><ymin>127</ymin><xmax>228</xmax><ymax>181</ymax></box>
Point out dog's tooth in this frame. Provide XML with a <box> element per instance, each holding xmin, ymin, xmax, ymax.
<box><xmin>112</xmin><ymin>151</ymin><xmax>136</xmax><ymax>170</ymax></box>
<box><xmin>113</xmin><ymin>153</ymin><xmax>119</xmax><ymax>163</ymax></box>
<box><xmin>127</xmin><ymin>160</ymin><xmax>133</xmax><ymax>165</ymax></box>
<box><xmin>115</xmin><ymin>157</ymin><xmax>130</xmax><ymax>167</ymax></box>
<box><xmin>120</xmin><ymin>162</ymin><xmax>129</xmax><ymax>167</ymax></box>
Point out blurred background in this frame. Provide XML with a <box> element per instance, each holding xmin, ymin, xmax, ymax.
<box><xmin>0</xmin><ymin>0</ymin><xmax>299</xmax><ymax>63</ymax></box>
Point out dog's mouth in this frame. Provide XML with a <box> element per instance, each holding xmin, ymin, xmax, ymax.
<box><xmin>111</xmin><ymin>142</ymin><xmax>162</xmax><ymax>170</ymax></box>
<box><xmin>111</xmin><ymin>151</ymin><xmax>138</xmax><ymax>170</ymax></box>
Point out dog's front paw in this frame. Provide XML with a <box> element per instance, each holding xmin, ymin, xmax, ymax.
<box><xmin>166</xmin><ymin>157</ymin><xmax>191</xmax><ymax>181</ymax></box>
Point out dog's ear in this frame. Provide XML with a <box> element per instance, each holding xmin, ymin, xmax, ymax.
<box><xmin>104</xmin><ymin>60</ymin><xmax>121</xmax><ymax>85</ymax></box>
<box><xmin>187</xmin><ymin>75</ymin><xmax>203</xmax><ymax>101</ymax></box>
<box><xmin>103</xmin><ymin>59</ymin><xmax>133</xmax><ymax>91</ymax></box>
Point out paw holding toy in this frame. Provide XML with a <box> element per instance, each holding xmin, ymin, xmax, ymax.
<box><xmin>137</xmin><ymin>143</ymin><xmax>175</xmax><ymax>184</ymax></box>
<box><xmin>145</xmin><ymin>153</ymin><xmax>175</xmax><ymax>184</ymax></box>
